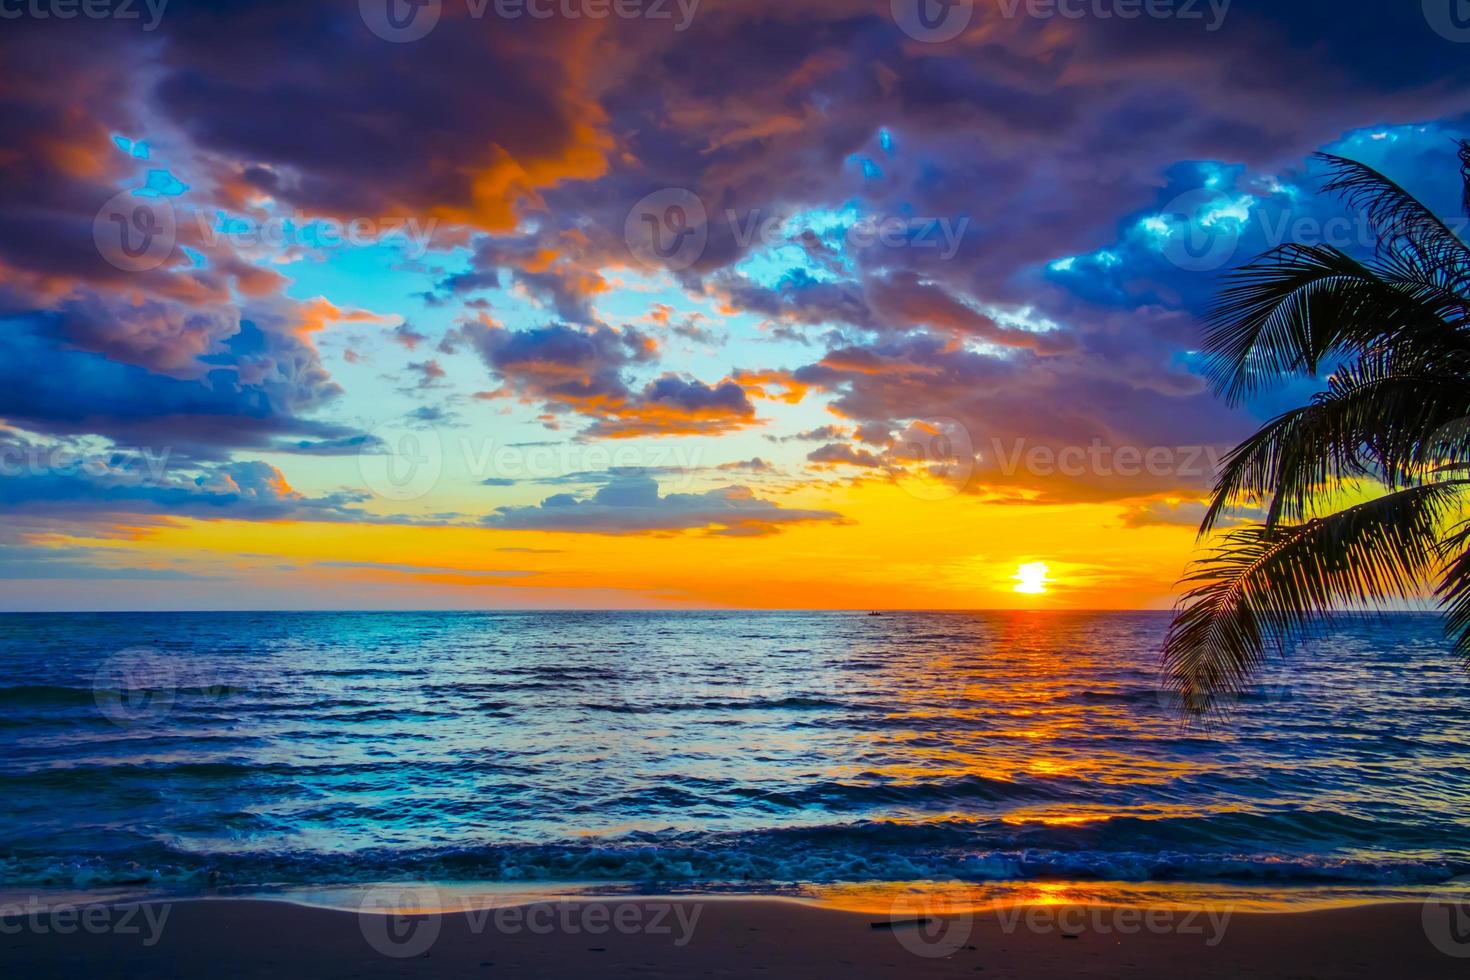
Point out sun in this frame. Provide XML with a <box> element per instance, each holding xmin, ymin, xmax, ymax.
<box><xmin>1013</xmin><ymin>562</ymin><xmax>1050</xmax><ymax>595</ymax></box>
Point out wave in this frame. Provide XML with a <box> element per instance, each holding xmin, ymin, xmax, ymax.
<box><xmin>3</xmin><ymin>818</ymin><xmax>1466</xmax><ymax>891</ymax></box>
<box><xmin>578</xmin><ymin>696</ymin><xmax>850</xmax><ymax>714</ymax></box>
<box><xmin>0</xmin><ymin>684</ymin><xmax>98</xmax><ymax>708</ymax></box>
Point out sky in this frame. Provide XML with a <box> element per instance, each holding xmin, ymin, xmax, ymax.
<box><xmin>1</xmin><ymin>0</ymin><xmax>1468</xmax><ymax>610</ymax></box>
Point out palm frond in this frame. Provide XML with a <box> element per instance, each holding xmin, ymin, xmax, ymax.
<box><xmin>1437</xmin><ymin>520</ymin><xmax>1470</xmax><ymax>662</ymax></box>
<box><xmin>1201</xmin><ymin>244</ymin><xmax>1462</xmax><ymax>404</ymax></box>
<box><xmin>1459</xmin><ymin>139</ymin><xmax>1470</xmax><ymax>219</ymax></box>
<box><xmin>1200</xmin><ymin>399</ymin><xmax>1372</xmax><ymax>535</ymax></box>
<box><xmin>1201</xmin><ymin>350</ymin><xmax>1470</xmax><ymax>532</ymax></box>
<box><xmin>1315</xmin><ymin>151</ymin><xmax>1470</xmax><ymax>290</ymax></box>
<box><xmin>1166</xmin><ymin>481</ymin><xmax>1468</xmax><ymax>713</ymax></box>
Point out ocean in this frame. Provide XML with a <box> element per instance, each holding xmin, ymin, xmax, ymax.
<box><xmin>3</xmin><ymin>610</ymin><xmax>1469</xmax><ymax>908</ymax></box>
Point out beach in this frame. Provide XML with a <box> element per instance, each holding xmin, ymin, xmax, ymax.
<box><xmin>7</xmin><ymin>897</ymin><xmax>1467</xmax><ymax>978</ymax></box>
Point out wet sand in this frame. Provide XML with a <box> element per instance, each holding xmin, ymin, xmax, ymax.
<box><xmin>6</xmin><ymin>896</ymin><xmax>1469</xmax><ymax>978</ymax></box>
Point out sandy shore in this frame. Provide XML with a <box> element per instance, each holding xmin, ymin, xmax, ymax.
<box><xmin>4</xmin><ymin>896</ymin><xmax>1467</xmax><ymax>978</ymax></box>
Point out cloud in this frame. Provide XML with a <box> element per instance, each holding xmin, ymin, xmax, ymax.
<box><xmin>807</xmin><ymin>443</ymin><xmax>884</xmax><ymax>469</ymax></box>
<box><xmin>483</xmin><ymin>471</ymin><xmax>842</xmax><ymax>536</ymax></box>
<box><xmin>769</xmin><ymin>425</ymin><xmax>849</xmax><ymax>443</ymax></box>
<box><xmin>2</xmin><ymin>0</ymin><xmax>1469</xmax><ymax>537</ymax></box>
<box><xmin>0</xmin><ymin>313</ymin><xmax>367</xmax><ymax>461</ymax></box>
<box><xmin>0</xmin><ymin>537</ymin><xmax>194</xmax><ymax>582</ymax></box>
<box><xmin>461</xmin><ymin>319</ymin><xmax>761</xmax><ymax>437</ymax></box>
<box><xmin>390</xmin><ymin>322</ymin><xmax>430</xmax><ymax>350</ymax></box>
<box><xmin>775</xmin><ymin>326</ymin><xmax>1249</xmax><ymax>501</ymax></box>
<box><xmin>151</xmin><ymin>5</ymin><xmax>613</xmax><ymax>232</ymax></box>
<box><xmin>716</xmin><ymin>458</ymin><xmax>776</xmax><ymax>473</ymax></box>
<box><xmin>582</xmin><ymin>375</ymin><xmax>757</xmax><ymax>438</ymax></box>
<box><xmin>0</xmin><ymin>431</ymin><xmax>392</xmax><ymax>526</ymax></box>
<box><xmin>405</xmin><ymin>359</ymin><xmax>448</xmax><ymax>390</ymax></box>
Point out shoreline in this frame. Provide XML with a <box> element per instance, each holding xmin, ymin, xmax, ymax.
<box><xmin>6</xmin><ymin>876</ymin><xmax>1466</xmax><ymax>917</ymax></box>
<box><xmin>6</xmin><ymin>895</ymin><xmax>1469</xmax><ymax>978</ymax></box>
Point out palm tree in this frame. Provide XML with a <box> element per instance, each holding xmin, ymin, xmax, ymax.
<box><xmin>1163</xmin><ymin>141</ymin><xmax>1470</xmax><ymax>713</ymax></box>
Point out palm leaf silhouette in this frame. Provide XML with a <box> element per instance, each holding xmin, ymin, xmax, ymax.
<box><xmin>1166</xmin><ymin>142</ymin><xmax>1470</xmax><ymax>711</ymax></box>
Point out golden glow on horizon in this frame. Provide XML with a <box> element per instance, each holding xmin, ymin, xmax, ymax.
<box><xmin>28</xmin><ymin>481</ymin><xmax>1215</xmax><ymax>610</ymax></box>
<box><xmin>1013</xmin><ymin>562</ymin><xmax>1050</xmax><ymax>595</ymax></box>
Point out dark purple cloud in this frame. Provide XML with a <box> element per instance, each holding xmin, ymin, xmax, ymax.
<box><xmin>461</xmin><ymin>319</ymin><xmax>761</xmax><ymax>437</ymax></box>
